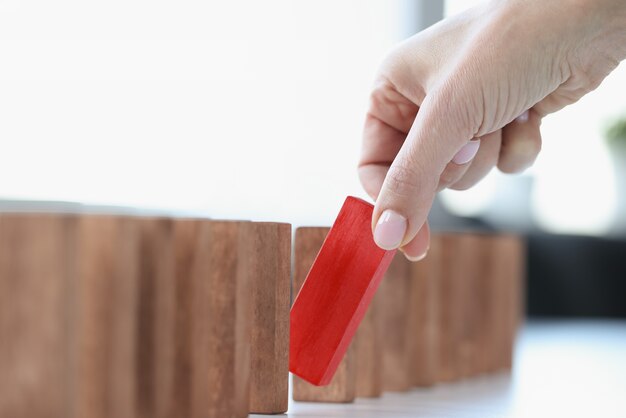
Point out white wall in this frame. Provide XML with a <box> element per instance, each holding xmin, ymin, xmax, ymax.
<box><xmin>0</xmin><ymin>1</ymin><xmax>417</xmax><ymax>226</ymax></box>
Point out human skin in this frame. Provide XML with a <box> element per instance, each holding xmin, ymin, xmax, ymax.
<box><xmin>359</xmin><ymin>0</ymin><xmax>626</xmax><ymax>260</ymax></box>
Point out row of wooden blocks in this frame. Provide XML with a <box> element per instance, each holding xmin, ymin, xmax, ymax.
<box><xmin>0</xmin><ymin>213</ymin><xmax>524</xmax><ymax>418</ymax></box>
<box><xmin>293</xmin><ymin>228</ymin><xmax>524</xmax><ymax>402</ymax></box>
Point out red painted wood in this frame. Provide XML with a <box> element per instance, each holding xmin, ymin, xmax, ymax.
<box><xmin>289</xmin><ymin>196</ymin><xmax>396</xmax><ymax>386</ymax></box>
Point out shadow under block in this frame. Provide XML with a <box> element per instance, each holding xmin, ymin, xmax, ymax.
<box><xmin>292</xmin><ymin>227</ymin><xmax>357</xmax><ymax>403</ymax></box>
<box><xmin>378</xmin><ymin>253</ymin><xmax>413</xmax><ymax>392</ymax></box>
<box><xmin>409</xmin><ymin>234</ymin><xmax>441</xmax><ymax>387</ymax></box>
<box><xmin>354</xmin><ymin>294</ymin><xmax>382</xmax><ymax>398</ymax></box>
<box><xmin>186</xmin><ymin>220</ymin><xmax>251</xmax><ymax>418</ymax></box>
<box><xmin>247</xmin><ymin>222</ymin><xmax>291</xmax><ymax>414</ymax></box>
<box><xmin>290</xmin><ymin>197</ymin><xmax>396</xmax><ymax>387</ymax></box>
<box><xmin>0</xmin><ymin>214</ymin><xmax>72</xmax><ymax>418</ymax></box>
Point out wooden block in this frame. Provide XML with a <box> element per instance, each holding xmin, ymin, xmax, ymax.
<box><xmin>71</xmin><ymin>215</ymin><xmax>139</xmax><ymax>418</ymax></box>
<box><xmin>378</xmin><ymin>253</ymin><xmax>412</xmax><ymax>392</ymax></box>
<box><xmin>498</xmin><ymin>235</ymin><xmax>525</xmax><ymax>371</ymax></box>
<box><xmin>134</xmin><ymin>218</ymin><xmax>175</xmax><ymax>418</ymax></box>
<box><xmin>456</xmin><ymin>234</ymin><xmax>484</xmax><ymax>379</ymax></box>
<box><xmin>292</xmin><ymin>227</ymin><xmax>357</xmax><ymax>403</ymax></box>
<box><xmin>0</xmin><ymin>214</ymin><xmax>73</xmax><ymax>418</ymax></box>
<box><xmin>290</xmin><ymin>197</ymin><xmax>396</xmax><ymax>387</ymax></box>
<box><xmin>246</xmin><ymin>222</ymin><xmax>291</xmax><ymax>414</ymax></box>
<box><xmin>474</xmin><ymin>234</ymin><xmax>500</xmax><ymax>375</ymax></box>
<box><xmin>408</xmin><ymin>234</ymin><xmax>441</xmax><ymax>387</ymax></box>
<box><xmin>436</xmin><ymin>233</ymin><xmax>466</xmax><ymax>383</ymax></box>
<box><xmin>169</xmin><ymin>219</ymin><xmax>200</xmax><ymax>418</ymax></box>
<box><xmin>354</xmin><ymin>295</ymin><xmax>382</xmax><ymax>398</ymax></box>
<box><xmin>190</xmin><ymin>220</ymin><xmax>251</xmax><ymax>418</ymax></box>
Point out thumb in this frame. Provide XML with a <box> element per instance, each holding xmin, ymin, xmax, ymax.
<box><xmin>372</xmin><ymin>87</ymin><xmax>478</xmax><ymax>250</ymax></box>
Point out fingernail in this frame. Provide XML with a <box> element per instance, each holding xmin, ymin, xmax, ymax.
<box><xmin>452</xmin><ymin>140</ymin><xmax>480</xmax><ymax>165</ymax></box>
<box><xmin>374</xmin><ymin>210</ymin><xmax>407</xmax><ymax>250</ymax></box>
<box><xmin>405</xmin><ymin>250</ymin><xmax>428</xmax><ymax>262</ymax></box>
<box><xmin>516</xmin><ymin>110</ymin><xmax>529</xmax><ymax>123</ymax></box>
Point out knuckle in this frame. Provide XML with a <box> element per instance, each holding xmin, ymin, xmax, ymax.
<box><xmin>384</xmin><ymin>163</ymin><xmax>422</xmax><ymax>199</ymax></box>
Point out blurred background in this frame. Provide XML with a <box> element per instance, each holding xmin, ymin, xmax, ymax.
<box><xmin>1</xmin><ymin>0</ymin><xmax>625</xmax><ymax>317</ymax></box>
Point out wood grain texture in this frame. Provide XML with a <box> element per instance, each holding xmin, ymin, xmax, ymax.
<box><xmin>354</xmin><ymin>294</ymin><xmax>382</xmax><ymax>398</ymax></box>
<box><xmin>292</xmin><ymin>227</ymin><xmax>356</xmax><ymax>403</ymax></box>
<box><xmin>408</xmin><ymin>234</ymin><xmax>441</xmax><ymax>387</ymax></box>
<box><xmin>0</xmin><ymin>214</ymin><xmax>73</xmax><ymax>418</ymax></box>
<box><xmin>170</xmin><ymin>219</ymin><xmax>200</xmax><ymax>418</ymax></box>
<box><xmin>71</xmin><ymin>215</ymin><xmax>139</xmax><ymax>418</ymax></box>
<box><xmin>378</xmin><ymin>253</ymin><xmax>412</xmax><ymax>392</ymax></box>
<box><xmin>246</xmin><ymin>222</ymin><xmax>291</xmax><ymax>414</ymax></box>
<box><xmin>135</xmin><ymin>217</ymin><xmax>175</xmax><ymax>418</ymax></box>
<box><xmin>290</xmin><ymin>197</ymin><xmax>396</xmax><ymax>386</ymax></box>
<box><xmin>456</xmin><ymin>234</ymin><xmax>483</xmax><ymax>379</ymax></box>
<box><xmin>499</xmin><ymin>235</ymin><xmax>525</xmax><ymax>371</ymax></box>
<box><xmin>190</xmin><ymin>220</ymin><xmax>251</xmax><ymax>418</ymax></box>
<box><xmin>436</xmin><ymin>233</ymin><xmax>464</xmax><ymax>383</ymax></box>
<box><xmin>474</xmin><ymin>234</ymin><xmax>499</xmax><ymax>375</ymax></box>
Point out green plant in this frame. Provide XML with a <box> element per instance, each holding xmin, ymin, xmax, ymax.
<box><xmin>606</xmin><ymin>116</ymin><xmax>626</xmax><ymax>150</ymax></box>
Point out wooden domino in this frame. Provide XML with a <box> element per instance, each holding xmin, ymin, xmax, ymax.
<box><xmin>496</xmin><ymin>234</ymin><xmax>526</xmax><ymax>371</ymax></box>
<box><xmin>408</xmin><ymin>233</ymin><xmax>441</xmax><ymax>387</ymax></box>
<box><xmin>456</xmin><ymin>234</ymin><xmax>483</xmax><ymax>379</ymax></box>
<box><xmin>292</xmin><ymin>227</ymin><xmax>357</xmax><ymax>403</ymax></box>
<box><xmin>72</xmin><ymin>215</ymin><xmax>139</xmax><ymax>418</ymax></box>
<box><xmin>135</xmin><ymin>218</ymin><xmax>175</xmax><ymax>418</ymax></box>
<box><xmin>0</xmin><ymin>202</ymin><xmax>528</xmax><ymax>417</ymax></box>
<box><xmin>246</xmin><ymin>222</ymin><xmax>291</xmax><ymax>414</ymax></box>
<box><xmin>436</xmin><ymin>233</ymin><xmax>466</xmax><ymax>383</ymax></box>
<box><xmin>378</xmin><ymin>253</ymin><xmax>413</xmax><ymax>392</ymax></box>
<box><xmin>290</xmin><ymin>197</ymin><xmax>396</xmax><ymax>387</ymax></box>
<box><xmin>169</xmin><ymin>219</ymin><xmax>200</xmax><ymax>418</ymax></box>
<box><xmin>354</xmin><ymin>294</ymin><xmax>382</xmax><ymax>398</ymax></box>
<box><xmin>473</xmin><ymin>234</ymin><xmax>498</xmax><ymax>375</ymax></box>
<box><xmin>0</xmin><ymin>214</ymin><xmax>73</xmax><ymax>418</ymax></box>
<box><xmin>190</xmin><ymin>220</ymin><xmax>250</xmax><ymax>418</ymax></box>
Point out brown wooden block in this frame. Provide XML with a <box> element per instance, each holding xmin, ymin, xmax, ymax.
<box><xmin>170</xmin><ymin>219</ymin><xmax>200</xmax><ymax>418</ymax></box>
<box><xmin>245</xmin><ymin>222</ymin><xmax>291</xmax><ymax>414</ymax></box>
<box><xmin>134</xmin><ymin>217</ymin><xmax>175</xmax><ymax>418</ymax></box>
<box><xmin>473</xmin><ymin>233</ymin><xmax>509</xmax><ymax>375</ymax></box>
<box><xmin>499</xmin><ymin>235</ymin><xmax>525</xmax><ymax>370</ymax></box>
<box><xmin>456</xmin><ymin>234</ymin><xmax>487</xmax><ymax>379</ymax></box>
<box><xmin>378</xmin><ymin>253</ymin><xmax>412</xmax><ymax>392</ymax></box>
<box><xmin>436</xmin><ymin>233</ymin><xmax>466</xmax><ymax>383</ymax></box>
<box><xmin>71</xmin><ymin>215</ymin><xmax>139</xmax><ymax>418</ymax></box>
<box><xmin>292</xmin><ymin>227</ymin><xmax>356</xmax><ymax>403</ymax></box>
<box><xmin>408</xmin><ymin>234</ymin><xmax>441</xmax><ymax>387</ymax></box>
<box><xmin>487</xmin><ymin>234</ymin><xmax>526</xmax><ymax>373</ymax></box>
<box><xmin>190</xmin><ymin>220</ymin><xmax>251</xmax><ymax>418</ymax></box>
<box><xmin>0</xmin><ymin>214</ymin><xmax>73</xmax><ymax>418</ymax></box>
<box><xmin>354</xmin><ymin>294</ymin><xmax>382</xmax><ymax>398</ymax></box>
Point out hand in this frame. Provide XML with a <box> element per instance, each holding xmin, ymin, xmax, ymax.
<box><xmin>358</xmin><ymin>0</ymin><xmax>626</xmax><ymax>260</ymax></box>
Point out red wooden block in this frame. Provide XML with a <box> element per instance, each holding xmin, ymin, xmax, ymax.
<box><xmin>289</xmin><ymin>196</ymin><xmax>396</xmax><ymax>386</ymax></box>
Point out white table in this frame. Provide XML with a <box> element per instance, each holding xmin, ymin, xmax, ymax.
<box><xmin>266</xmin><ymin>321</ymin><xmax>626</xmax><ymax>418</ymax></box>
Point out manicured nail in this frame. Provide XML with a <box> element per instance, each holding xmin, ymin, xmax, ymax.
<box><xmin>516</xmin><ymin>110</ymin><xmax>529</xmax><ymax>123</ymax></box>
<box><xmin>452</xmin><ymin>139</ymin><xmax>480</xmax><ymax>165</ymax></box>
<box><xmin>374</xmin><ymin>210</ymin><xmax>407</xmax><ymax>250</ymax></box>
<box><xmin>405</xmin><ymin>250</ymin><xmax>428</xmax><ymax>262</ymax></box>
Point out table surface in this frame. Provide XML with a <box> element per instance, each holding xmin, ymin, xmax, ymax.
<box><xmin>261</xmin><ymin>320</ymin><xmax>626</xmax><ymax>418</ymax></box>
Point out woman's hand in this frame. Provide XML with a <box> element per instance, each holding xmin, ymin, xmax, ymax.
<box><xmin>359</xmin><ymin>0</ymin><xmax>626</xmax><ymax>260</ymax></box>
